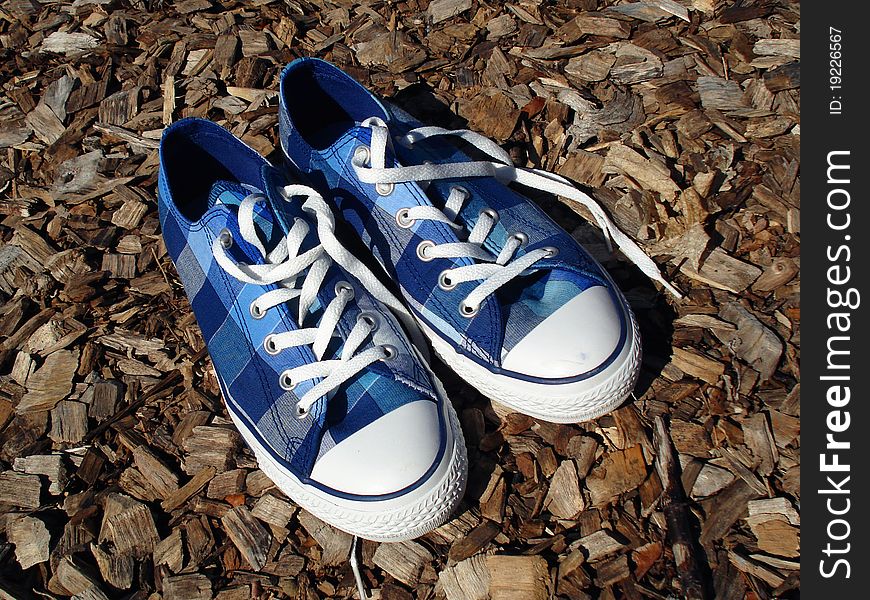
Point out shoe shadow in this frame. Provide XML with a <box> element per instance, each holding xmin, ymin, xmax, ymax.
<box><xmin>391</xmin><ymin>83</ymin><xmax>469</xmax><ymax>130</ymax></box>
<box><xmin>623</xmin><ymin>267</ymin><xmax>678</xmax><ymax>404</ymax></box>
<box><xmin>429</xmin><ymin>357</ymin><xmax>501</xmax><ymax>517</ymax></box>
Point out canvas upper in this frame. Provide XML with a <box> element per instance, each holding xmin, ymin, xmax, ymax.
<box><xmin>158</xmin><ymin>118</ymin><xmax>449</xmax><ymax>498</ymax></box>
<box><xmin>278</xmin><ymin>58</ymin><xmax>635</xmax><ymax>384</ymax></box>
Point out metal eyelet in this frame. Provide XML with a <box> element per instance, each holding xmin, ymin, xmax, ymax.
<box><xmin>357</xmin><ymin>311</ymin><xmax>380</xmax><ymax>332</ymax></box>
<box><xmin>335</xmin><ymin>281</ymin><xmax>355</xmax><ymax>299</ymax></box>
<box><xmin>542</xmin><ymin>246</ymin><xmax>559</xmax><ymax>258</ymax></box>
<box><xmin>352</xmin><ymin>145</ymin><xmax>370</xmax><ymax>166</ymax></box>
<box><xmin>479</xmin><ymin>208</ymin><xmax>499</xmax><ymax>223</ymax></box>
<box><xmin>250</xmin><ymin>302</ymin><xmax>265</xmax><ymax>319</ymax></box>
<box><xmin>279</xmin><ymin>372</ymin><xmax>296</xmax><ymax>391</ymax></box>
<box><xmin>395</xmin><ymin>208</ymin><xmax>415</xmax><ymax>228</ymax></box>
<box><xmin>381</xmin><ymin>345</ymin><xmax>398</xmax><ymax>360</ymax></box>
<box><xmin>218</xmin><ymin>228</ymin><xmax>233</xmax><ymax>248</ymax></box>
<box><xmin>264</xmin><ymin>334</ymin><xmax>280</xmax><ymax>355</ymax></box>
<box><xmin>416</xmin><ymin>240</ymin><xmax>436</xmax><ymax>261</ymax></box>
<box><xmin>376</xmin><ymin>182</ymin><xmax>395</xmax><ymax>196</ymax></box>
<box><xmin>438</xmin><ymin>270</ymin><xmax>457</xmax><ymax>291</ymax></box>
<box><xmin>459</xmin><ymin>301</ymin><xmax>479</xmax><ymax>318</ymax></box>
<box><xmin>510</xmin><ymin>232</ymin><xmax>529</xmax><ymax>246</ymax></box>
<box><xmin>295</xmin><ymin>404</ymin><xmax>308</xmax><ymax>419</ymax></box>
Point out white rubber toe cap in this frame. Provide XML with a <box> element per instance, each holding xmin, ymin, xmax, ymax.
<box><xmin>309</xmin><ymin>400</ymin><xmax>442</xmax><ymax>496</ymax></box>
<box><xmin>501</xmin><ymin>286</ymin><xmax>624</xmax><ymax>379</ymax></box>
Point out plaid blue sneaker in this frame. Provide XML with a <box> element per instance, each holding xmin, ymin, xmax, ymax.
<box><xmin>279</xmin><ymin>59</ymin><xmax>681</xmax><ymax>423</ymax></box>
<box><xmin>158</xmin><ymin>118</ymin><xmax>466</xmax><ymax>541</ymax></box>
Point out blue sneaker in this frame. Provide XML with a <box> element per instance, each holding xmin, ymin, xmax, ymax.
<box><xmin>279</xmin><ymin>59</ymin><xmax>680</xmax><ymax>423</ymax></box>
<box><xmin>158</xmin><ymin>118</ymin><xmax>466</xmax><ymax>541</ymax></box>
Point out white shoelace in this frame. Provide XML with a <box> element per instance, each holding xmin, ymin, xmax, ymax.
<box><xmin>212</xmin><ymin>184</ymin><xmax>419</xmax><ymax>417</ymax></box>
<box><xmin>351</xmin><ymin>116</ymin><xmax>682</xmax><ymax>311</ymax></box>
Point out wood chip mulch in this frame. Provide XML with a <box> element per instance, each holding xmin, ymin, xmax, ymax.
<box><xmin>0</xmin><ymin>0</ymin><xmax>800</xmax><ymax>599</ymax></box>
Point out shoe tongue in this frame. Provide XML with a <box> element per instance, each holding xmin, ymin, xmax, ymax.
<box><xmin>259</xmin><ymin>164</ymin><xmax>313</xmax><ymax>239</ymax></box>
<box><xmin>209</xmin><ymin>179</ymin><xmax>250</xmax><ymax>206</ymax></box>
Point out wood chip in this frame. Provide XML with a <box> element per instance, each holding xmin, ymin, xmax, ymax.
<box><xmin>698</xmin><ymin>76</ymin><xmax>748</xmax><ymax>111</ymax></box>
<box><xmin>222</xmin><ymin>505</ymin><xmax>272</xmax><ymax>571</ymax></box>
<box><xmin>700</xmin><ymin>479</ymin><xmax>761</xmax><ymax>545</ymax></box>
<box><xmin>486</xmin><ymin>555</ymin><xmax>550</xmax><ymax>599</ymax></box>
<box><xmin>565</xmin><ymin>51</ymin><xmax>616</xmax><ymax>82</ymax></box>
<box><xmin>161</xmin><ymin>466</ymin><xmax>217</xmax><ymax>512</ymax></box>
<box><xmin>132</xmin><ymin>446</ymin><xmax>180</xmax><ymax>498</ymax></box>
<box><xmin>752</xmin><ymin>257</ymin><xmax>798</xmax><ymax>292</ymax></box>
<box><xmin>206</xmin><ymin>468</ymin><xmax>246</xmax><ymax>500</ymax></box>
<box><xmin>438</xmin><ymin>554</ymin><xmax>490</xmax><ymax>600</ymax></box>
<box><xmin>153</xmin><ymin>527</ymin><xmax>184</xmax><ymax>572</ymax></box>
<box><xmin>460</xmin><ymin>92</ymin><xmax>519</xmax><ymax>140</ymax></box>
<box><xmin>90</xmin><ymin>542</ymin><xmax>134</xmax><ymax>590</ymax></box>
<box><xmin>16</xmin><ymin>349</ymin><xmax>79</xmax><ymax>413</ymax></box>
<box><xmin>680</xmin><ymin>248</ymin><xmax>762</xmax><ymax>293</ymax></box>
<box><xmin>728</xmin><ymin>551</ymin><xmax>785</xmax><ymax>587</ymax></box>
<box><xmin>49</xmin><ymin>400</ymin><xmax>89</xmax><ymax>443</ymax></box>
<box><xmin>611</xmin><ymin>44</ymin><xmax>664</xmax><ymax>84</ymax></box>
<box><xmin>595</xmin><ymin>554</ymin><xmax>631</xmax><ymax>586</ymax></box>
<box><xmin>14</xmin><ymin>453</ymin><xmax>67</xmax><ymax>494</ymax></box>
<box><xmin>240</xmin><ymin>30</ymin><xmax>272</xmax><ymax>58</ymax></box>
<box><xmin>251</xmin><ymin>494</ymin><xmax>296</xmax><ymax>529</ymax></box>
<box><xmin>101</xmin><ymin>254</ymin><xmax>137</xmax><ymax>279</ymax></box>
<box><xmin>544</xmin><ymin>459</ymin><xmax>586</xmax><ymax>519</ymax></box>
<box><xmin>586</xmin><ymin>445</ymin><xmax>649</xmax><ymax>506</ymax></box>
<box><xmin>55</xmin><ymin>556</ymin><xmax>105</xmax><ymax>597</ymax></box>
<box><xmin>576</xmin><ymin>529</ymin><xmax>625</xmax><ymax>562</ymax></box>
<box><xmin>111</xmin><ymin>197</ymin><xmax>148</xmax><ymax>229</ymax></box>
<box><xmin>41</xmin><ymin>31</ymin><xmax>100</xmax><ymax>56</ymax></box>
<box><xmin>691</xmin><ymin>463</ymin><xmax>734</xmax><ymax>498</ymax></box>
<box><xmin>297</xmin><ymin>511</ymin><xmax>353</xmax><ymax>566</ymax></box>
<box><xmin>8</xmin><ymin>515</ymin><xmax>51</xmax><ymax>568</ymax></box>
<box><xmin>715</xmin><ymin>302</ymin><xmax>783</xmax><ymax>380</ymax></box>
<box><xmin>427</xmin><ymin>0</ymin><xmax>473</xmax><ymax>24</ymax></box>
<box><xmin>745</xmin><ymin>498</ymin><xmax>799</xmax><ymax>558</ymax></box>
<box><xmin>604</xmin><ymin>144</ymin><xmax>680</xmax><ymax>200</ymax></box>
<box><xmin>373</xmin><ymin>540</ymin><xmax>434</xmax><ymax>586</ymax></box>
<box><xmin>557</xmin><ymin>14</ymin><xmax>631</xmax><ymax>42</ymax></box>
<box><xmin>163</xmin><ymin>574</ymin><xmax>212</xmax><ymax>600</ymax></box>
<box><xmin>670</xmin><ymin>347</ymin><xmax>725</xmax><ymax>384</ymax></box>
<box><xmin>101</xmin><ymin>497</ymin><xmax>159</xmax><ymax>558</ymax></box>
<box><xmin>558</xmin><ymin>149</ymin><xmax>608</xmax><ymax>187</ymax></box>
<box><xmin>26</xmin><ymin>103</ymin><xmax>66</xmax><ymax>144</ymax></box>
<box><xmin>182</xmin><ymin>426</ymin><xmax>240</xmax><ymax>475</ymax></box>
<box><xmin>89</xmin><ymin>380</ymin><xmax>123</xmax><ymax>421</ymax></box>
<box><xmin>448</xmin><ymin>520</ymin><xmax>501</xmax><ymax>562</ymax></box>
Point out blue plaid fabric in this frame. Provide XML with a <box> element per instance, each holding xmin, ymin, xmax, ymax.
<box><xmin>158</xmin><ymin>118</ymin><xmax>440</xmax><ymax>494</ymax></box>
<box><xmin>279</xmin><ymin>59</ymin><xmax>623</xmax><ymax>375</ymax></box>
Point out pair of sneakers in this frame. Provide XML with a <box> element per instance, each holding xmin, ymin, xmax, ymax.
<box><xmin>158</xmin><ymin>58</ymin><xmax>679</xmax><ymax>543</ymax></box>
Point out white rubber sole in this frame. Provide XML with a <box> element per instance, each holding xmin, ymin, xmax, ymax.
<box><xmin>417</xmin><ymin>306</ymin><xmax>641</xmax><ymax>423</ymax></box>
<box><xmin>221</xmin><ymin>374</ymin><xmax>467</xmax><ymax>542</ymax></box>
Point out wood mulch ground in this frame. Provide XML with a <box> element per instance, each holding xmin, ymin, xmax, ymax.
<box><xmin>0</xmin><ymin>1</ymin><xmax>799</xmax><ymax>598</ymax></box>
